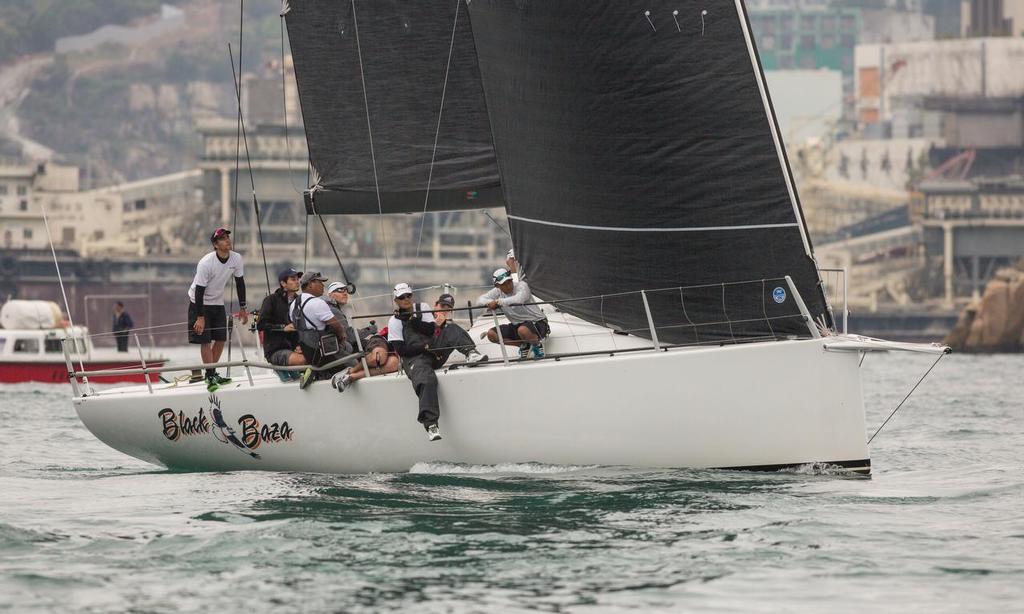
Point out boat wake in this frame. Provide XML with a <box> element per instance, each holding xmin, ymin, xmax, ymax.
<box><xmin>408</xmin><ymin>461</ymin><xmax>598</xmax><ymax>475</ymax></box>
<box><xmin>778</xmin><ymin>462</ymin><xmax>864</xmax><ymax>477</ymax></box>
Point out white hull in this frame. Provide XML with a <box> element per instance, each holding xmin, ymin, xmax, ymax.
<box><xmin>73</xmin><ymin>337</ymin><xmax>871</xmax><ymax>474</ymax></box>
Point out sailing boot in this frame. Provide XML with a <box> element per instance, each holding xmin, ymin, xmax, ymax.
<box><xmin>425</xmin><ymin>423</ymin><xmax>443</xmax><ymax>442</ymax></box>
<box><xmin>465</xmin><ymin>350</ymin><xmax>488</xmax><ymax>366</ymax></box>
<box><xmin>530</xmin><ymin>344</ymin><xmax>545</xmax><ymax>359</ymax></box>
<box><xmin>518</xmin><ymin>343</ymin><xmax>530</xmax><ymax>360</ymax></box>
<box><xmin>298</xmin><ymin>367</ymin><xmax>315</xmax><ymax>390</ymax></box>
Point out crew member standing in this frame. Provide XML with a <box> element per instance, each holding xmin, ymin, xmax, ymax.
<box><xmin>112</xmin><ymin>301</ymin><xmax>133</xmax><ymax>353</ymax></box>
<box><xmin>187</xmin><ymin>227</ymin><xmax>248</xmax><ymax>392</ymax></box>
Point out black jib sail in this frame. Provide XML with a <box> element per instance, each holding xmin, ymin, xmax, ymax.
<box><xmin>465</xmin><ymin>0</ymin><xmax>831</xmax><ymax>343</ymax></box>
<box><xmin>284</xmin><ymin>0</ymin><xmax>502</xmax><ymax>215</ymax></box>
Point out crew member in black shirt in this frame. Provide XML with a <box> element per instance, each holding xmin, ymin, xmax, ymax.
<box><xmin>257</xmin><ymin>266</ymin><xmax>307</xmax><ymax>381</ymax></box>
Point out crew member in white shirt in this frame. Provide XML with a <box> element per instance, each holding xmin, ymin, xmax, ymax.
<box><xmin>387</xmin><ymin>282</ymin><xmax>475</xmax><ymax>442</ymax></box>
<box><xmin>187</xmin><ymin>227</ymin><xmax>248</xmax><ymax>392</ymax></box>
<box><xmin>290</xmin><ymin>272</ymin><xmax>350</xmax><ymax>389</ymax></box>
<box><xmin>477</xmin><ymin>267</ymin><xmax>549</xmax><ymax>360</ymax></box>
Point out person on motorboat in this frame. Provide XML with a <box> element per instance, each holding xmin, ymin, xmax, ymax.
<box><xmin>476</xmin><ymin>267</ymin><xmax>549</xmax><ymax>360</ymax></box>
<box><xmin>187</xmin><ymin>227</ymin><xmax>248</xmax><ymax>392</ymax></box>
<box><xmin>257</xmin><ymin>266</ymin><xmax>306</xmax><ymax>382</ymax></box>
<box><xmin>386</xmin><ymin>282</ymin><xmax>472</xmax><ymax>442</ymax></box>
<box><xmin>291</xmin><ymin>272</ymin><xmax>351</xmax><ymax>389</ymax></box>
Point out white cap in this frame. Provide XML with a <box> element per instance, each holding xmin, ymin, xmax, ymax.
<box><xmin>506</xmin><ymin>248</ymin><xmax>515</xmax><ymax>260</ymax></box>
<box><xmin>492</xmin><ymin>268</ymin><xmax>513</xmax><ymax>285</ymax></box>
<box><xmin>393</xmin><ymin>282</ymin><xmax>414</xmax><ymax>298</ymax></box>
<box><xmin>326</xmin><ymin>281</ymin><xmax>348</xmax><ymax>294</ymax></box>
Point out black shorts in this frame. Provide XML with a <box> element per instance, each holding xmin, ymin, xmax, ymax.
<box><xmin>498</xmin><ymin>319</ymin><xmax>550</xmax><ymax>342</ymax></box>
<box><xmin>188</xmin><ymin>303</ymin><xmax>227</xmax><ymax>344</ymax></box>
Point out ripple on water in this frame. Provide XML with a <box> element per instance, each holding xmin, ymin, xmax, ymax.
<box><xmin>0</xmin><ymin>355</ymin><xmax>1023</xmax><ymax>612</ymax></box>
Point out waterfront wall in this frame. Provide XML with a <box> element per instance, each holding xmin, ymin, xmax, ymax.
<box><xmin>946</xmin><ymin>264</ymin><xmax>1024</xmax><ymax>352</ymax></box>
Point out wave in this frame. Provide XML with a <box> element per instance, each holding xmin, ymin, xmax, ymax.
<box><xmin>408</xmin><ymin>461</ymin><xmax>598</xmax><ymax>475</ymax></box>
<box><xmin>777</xmin><ymin>462</ymin><xmax>864</xmax><ymax>477</ymax></box>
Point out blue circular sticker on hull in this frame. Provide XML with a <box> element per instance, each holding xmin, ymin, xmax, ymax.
<box><xmin>772</xmin><ymin>287</ymin><xmax>787</xmax><ymax>304</ymax></box>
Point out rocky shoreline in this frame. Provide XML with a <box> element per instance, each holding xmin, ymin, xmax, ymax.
<box><xmin>945</xmin><ymin>263</ymin><xmax>1024</xmax><ymax>352</ymax></box>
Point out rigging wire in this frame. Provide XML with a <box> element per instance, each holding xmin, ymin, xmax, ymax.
<box><xmin>226</xmin><ymin>0</ymin><xmax>245</xmax><ymax>371</ymax></box>
<box><xmin>279</xmin><ymin>15</ymin><xmax>307</xmax><ymax>197</ymax></box>
<box><xmin>480</xmin><ymin>209</ymin><xmax>512</xmax><ymax>239</ymax></box>
<box><xmin>867</xmin><ymin>352</ymin><xmax>946</xmax><ymax>445</ymax></box>
<box><xmin>413</xmin><ymin>0</ymin><xmax>462</xmax><ymax>272</ymax></box>
<box><xmin>350</xmin><ymin>0</ymin><xmax>392</xmax><ymax>287</ymax></box>
<box><xmin>39</xmin><ymin>201</ymin><xmax>89</xmax><ymax>388</ymax></box>
<box><xmin>228</xmin><ymin>42</ymin><xmax>273</xmax><ymax>297</ymax></box>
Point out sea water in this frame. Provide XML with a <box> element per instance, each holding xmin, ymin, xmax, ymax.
<box><xmin>0</xmin><ymin>351</ymin><xmax>1021</xmax><ymax>612</ymax></box>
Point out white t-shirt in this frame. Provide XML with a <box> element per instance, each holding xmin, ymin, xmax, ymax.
<box><xmin>387</xmin><ymin>303</ymin><xmax>435</xmax><ymax>343</ymax></box>
<box><xmin>187</xmin><ymin>251</ymin><xmax>244</xmax><ymax>306</ymax></box>
<box><xmin>290</xmin><ymin>293</ymin><xmax>335</xmax><ymax>331</ymax></box>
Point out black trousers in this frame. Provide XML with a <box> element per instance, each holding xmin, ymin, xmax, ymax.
<box><xmin>402</xmin><ymin>323</ymin><xmax>476</xmax><ymax>427</ymax></box>
<box><xmin>115</xmin><ymin>333</ymin><xmax>129</xmax><ymax>352</ymax></box>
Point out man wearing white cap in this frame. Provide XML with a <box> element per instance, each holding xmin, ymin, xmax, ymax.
<box><xmin>385</xmin><ymin>282</ymin><xmax>483</xmax><ymax>442</ymax></box>
<box><xmin>477</xmin><ymin>267</ymin><xmax>549</xmax><ymax>359</ymax></box>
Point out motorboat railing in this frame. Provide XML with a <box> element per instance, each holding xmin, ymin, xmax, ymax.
<box><xmin>63</xmin><ymin>275</ymin><xmax>819</xmax><ymax>397</ymax></box>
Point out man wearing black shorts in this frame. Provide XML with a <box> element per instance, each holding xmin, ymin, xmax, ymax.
<box><xmin>476</xmin><ymin>267</ymin><xmax>550</xmax><ymax>359</ymax></box>
<box><xmin>187</xmin><ymin>227</ymin><xmax>248</xmax><ymax>391</ymax></box>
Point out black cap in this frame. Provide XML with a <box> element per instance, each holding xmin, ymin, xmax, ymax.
<box><xmin>436</xmin><ymin>293</ymin><xmax>455</xmax><ymax>308</ymax></box>
<box><xmin>210</xmin><ymin>227</ymin><xmax>231</xmax><ymax>243</ymax></box>
<box><xmin>277</xmin><ymin>267</ymin><xmax>302</xmax><ymax>283</ymax></box>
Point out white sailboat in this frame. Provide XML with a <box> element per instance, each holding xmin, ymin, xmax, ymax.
<box><xmin>68</xmin><ymin>0</ymin><xmax>947</xmax><ymax>475</ymax></box>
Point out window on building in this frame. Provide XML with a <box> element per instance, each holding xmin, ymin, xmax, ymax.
<box><xmin>0</xmin><ymin>185</ymin><xmax>7</xmax><ymax>195</ymax></box>
<box><xmin>14</xmin><ymin>339</ymin><xmax>40</xmax><ymax>353</ymax></box>
<box><xmin>841</xmin><ymin>15</ymin><xmax>856</xmax><ymax>33</ymax></box>
<box><xmin>779</xmin><ymin>34</ymin><xmax>793</xmax><ymax>49</ymax></box>
<box><xmin>16</xmin><ymin>185</ymin><xmax>27</xmax><ymax>196</ymax></box>
<box><xmin>762</xmin><ymin>35</ymin><xmax>776</xmax><ymax>50</ymax></box>
<box><xmin>800</xmin><ymin>34</ymin><xmax>816</xmax><ymax>48</ymax></box>
<box><xmin>23</xmin><ymin>228</ymin><xmax>32</xmax><ymax>240</ymax></box>
<box><xmin>822</xmin><ymin>16</ymin><xmax>836</xmax><ymax>31</ymax></box>
<box><xmin>134</xmin><ymin>199</ymin><xmax>146</xmax><ymax>210</ymax></box>
<box><xmin>841</xmin><ymin>34</ymin><xmax>856</xmax><ymax>48</ymax></box>
<box><xmin>821</xmin><ymin>34</ymin><xmax>835</xmax><ymax>49</ymax></box>
<box><xmin>19</xmin><ymin>200</ymin><xmax>27</xmax><ymax>211</ymax></box>
<box><xmin>62</xmin><ymin>227</ymin><xmax>75</xmax><ymax>244</ymax></box>
<box><xmin>123</xmin><ymin>202</ymin><xmax>132</xmax><ymax>212</ymax></box>
<box><xmin>800</xmin><ymin>15</ymin><xmax>815</xmax><ymax>31</ymax></box>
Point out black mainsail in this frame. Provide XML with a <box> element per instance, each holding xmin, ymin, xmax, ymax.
<box><xmin>285</xmin><ymin>0</ymin><xmax>832</xmax><ymax>343</ymax></box>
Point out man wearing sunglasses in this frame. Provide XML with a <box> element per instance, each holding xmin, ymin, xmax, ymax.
<box><xmin>385</xmin><ymin>283</ymin><xmax>482</xmax><ymax>442</ymax></box>
<box><xmin>477</xmin><ymin>267</ymin><xmax>549</xmax><ymax>360</ymax></box>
